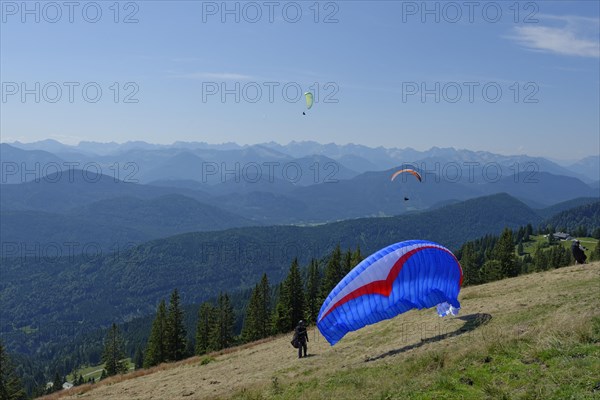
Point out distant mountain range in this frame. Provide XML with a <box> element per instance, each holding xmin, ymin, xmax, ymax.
<box><xmin>2</xmin><ymin>140</ymin><xmax>598</xmax><ymax>252</ymax></box>
<box><xmin>567</xmin><ymin>155</ymin><xmax>600</xmax><ymax>182</ymax></box>
<box><xmin>4</xmin><ymin>140</ymin><xmax>598</xmax><ymax>182</ymax></box>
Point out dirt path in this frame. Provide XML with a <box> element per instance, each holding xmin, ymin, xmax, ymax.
<box><xmin>82</xmin><ymin>369</ymin><xmax>103</xmax><ymax>378</ymax></box>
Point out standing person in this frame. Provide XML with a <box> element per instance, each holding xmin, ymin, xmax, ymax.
<box><xmin>571</xmin><ymin>240</ymin><xmax>587</xmax><ymax>264</ymax></box>
<box><xmin>294</xmin><ymin>320</ymin><xmax>308</xmax><ymax>358</ymax></box>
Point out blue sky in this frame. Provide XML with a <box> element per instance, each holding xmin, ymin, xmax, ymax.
<box><xmin>1</xmin><ymin>1</ymin><xmax>599</xmax><ymax>159</ymax></box>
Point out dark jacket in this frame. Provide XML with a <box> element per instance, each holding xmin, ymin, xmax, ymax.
<box><xmin>572</xmin><ymin>242</ymin><xmax>587</xmax><ymax>263</ymax></box>
<box><xmin>295</xmin><ymin>324</ymin><xmax>308</xmax><ymax>344</ymax></box>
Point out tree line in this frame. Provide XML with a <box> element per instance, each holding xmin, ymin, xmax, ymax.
<box><xmin>542</xmin><ymin>202</ymin><xmax>600</xmax><ymax>237</ymax></box>
<box><xmin>458</xmin><ymin>224</ymin><xmax>600</xmax><ymax>286</ymax></box>
<box><xmin>71</xmin><ymin>230</ymin><xmax>600</xmax><ymax>387</ymax></box>
<box><xmin>99</xmin><ymin>245</ymin><xmax>363</xmax><ymax>374</ymax></box>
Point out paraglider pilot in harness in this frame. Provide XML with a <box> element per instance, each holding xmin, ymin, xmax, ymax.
<box><xmin>571</xmin><ymin>239</ymin><xmax>587</xmax><ymax>264</ymax></box>
<box><xmin>293</xmin><ymin>320</ymin><xmax>309</xmax><ymax>358</ymax></box>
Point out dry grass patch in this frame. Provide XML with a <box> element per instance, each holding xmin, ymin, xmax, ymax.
<box><xmin>48</xmin><ymin>263</ymin><xmax>600</xmax><ymax>400</ymax></box>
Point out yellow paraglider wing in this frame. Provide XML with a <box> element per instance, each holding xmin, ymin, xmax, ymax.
<box><xmin>305</xmin><ymin>92</ymin><xmax>314</xmax><ymax>110</ymax></box>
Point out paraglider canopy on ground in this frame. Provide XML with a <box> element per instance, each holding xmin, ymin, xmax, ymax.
<box><xmin>317</xmin><ymin>240</ymin><xmax>463</xmax><ymax>345</ymax></box>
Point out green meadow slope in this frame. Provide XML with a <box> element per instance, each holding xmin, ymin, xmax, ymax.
<box><xmin>48</xmin><ymin>263</ymin><xmax>600</xmax><ymax>400</ymax></box>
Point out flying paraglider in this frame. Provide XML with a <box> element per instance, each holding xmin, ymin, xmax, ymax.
<box><xmin>391</xmin><ymin>169</ymin><xmax>422</xmax><ymax>203</ymax></box>
<box><xmin>317</xmin><ymin>240</ymin><xmax>463</xmax><ymax>345</ymax></box>
<box><xmin>303</xmin><ymin>92</ymin><xmax>314</xmax><ymax>115</ymax></box>
<box><xmin>390</xmin><ymin>168</ymin><xmax>422</xmax><ymax>182</ymax></box>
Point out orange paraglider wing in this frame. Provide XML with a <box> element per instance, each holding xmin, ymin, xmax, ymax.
<box><xmin>390</xmin><ymin>169</ymin><xmax>422</xmax><ymax>182</ymax></box>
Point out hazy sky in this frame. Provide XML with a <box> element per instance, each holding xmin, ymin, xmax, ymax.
<box><xmin>1</xmin><ymin>1</ymin><xmax>599</xmax><ymax>159</ymax></box>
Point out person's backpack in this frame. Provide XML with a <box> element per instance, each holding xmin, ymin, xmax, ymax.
<box><xmin>291</xmin><ymin>332</ymin><xmax>299</xmax><ymax>348</ymax></box>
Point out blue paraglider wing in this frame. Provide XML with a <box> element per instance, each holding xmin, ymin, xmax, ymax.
<box><xmin>317</xmin><ymin>240</ymin><xmax>463</xmax><ymax>345</ymax></box>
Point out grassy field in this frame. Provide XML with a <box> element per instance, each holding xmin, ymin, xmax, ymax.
<box><xmin>520</xmin><ymin>235</ymin><xmax>598</xmax><ymax>259</ymax></box>
<box><xmin>44</xmin><ymin>263</ymin><xmax>600</xmax><ymax>400</ymax></box>
<box><xmin>67</xmin><ymin>359</ymin><xmax>134</xmax><ymax>384</ymax></box>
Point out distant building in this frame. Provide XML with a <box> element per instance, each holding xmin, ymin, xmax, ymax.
<box><xmin>45</xmin><ymin>381</ymin><xmax>74</xmax><ymax>391</ymax></box>
<box><xmin>552</xmin><ymin>232</ymin><xmax>572</xmax><ymax>241</ymax></box>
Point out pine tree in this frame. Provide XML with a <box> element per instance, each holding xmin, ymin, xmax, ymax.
<box><xmin>195</xmin><ymin>302</ymin><xmax>216</xmax><ymax>355</ymax></box>
<box><xmin>459</xmin><ymin>242</ymin><xmax>480</xmax><ymax>285</ymax></box>
<box><xmin>101</xmin><ymin>323</ymin><xmax>127</xmax><ymax>376</ymax></box>
<box><xmin>576</xmin><ymin>225</ymin><xmax>587</xmax><ymax>237</ymax></box>
<box><xmin>241</xmin><ymin>284</ymin><xmax>262</xmax><ymax>342</ymax></box>
<box><xmin>273</xmin><ymin>282</ymin><xmax>291</xmax><ymax>334</ymax></box>
<box><xmin>210</xmin><ymin>293</ymin><xmax>235</xmax><ymax>351</ymax></box>
<box><xmin>480</xmin><ymin>260</ymin><xmax>503</xmax><ymax>283</ymax></box>
<box><xmin>342</xmin><ymin>249</ymin><xmax>353</xmax><ymax>276</ymax></box>
<box><xmin>320</xmin><ymin>244</ymin><xmax>342</xmax><ymax>302</ymax></box>
<box><xmin>517</xmin><ymin>241</ymin><xmax>524</xmax><ymax>256</ymax></box>
<box><xmin>533</xmin><ymin>245</ymin><xmax>548</xmax><ymax>271</ymax></box>
<box><xmin>547</xmin><ymin>246</ymin><xmax>558</xmax><ymax>268</ymax></box>
<box><xmin>51</xmin><ymin>372</ymin><xmax>63</xmax><ymax>393</ymax></box>
<box><xmin>241</xmin><ymin>274</ymin><xmax>272</xmax><ymax>342</ymax></box>
<box><xmin>144</xmin><ymin>299</ymin><xmax>167</xmax><ymax>368</ymax></box>
<box><xmin>351</xmin><ymin>245</ymin><xmax>363</xmax><ymax>268</ymax></box>
<box><xmin>561</xmin><ymin>245</ymin><xmax>573</xmax><ymax>267</ymax></box>
<box><xmin>552</xmin><ymin>246</ymin><xmax>568</xmax><ymax>268</ymax></box>
<box><xmin>0</xmin><ymin>342</ymin><xmax>27</xmax><ymax>400</ymax></box>
<box><xmin>257</xmin><ymin>273</ymin><xmax>271</xmax><ymax>339</ymax></box>
<box><xmin>520</xmin><ymin>253</ymin><xmax>533</xmax><ymax>274</ymax></box>
<box><xmin>133</xmin><ymin>345</ymin><xmax>144</xmax><ymax>370</ymax></box>
<box><xmin>166</xmin><ymin>289</ymin><xmax>187</xmax><ymax>362</ymax></box>
<box><xmin>305</xmin><ymin>259</ymin><xmax>321</xmax><ymax>324</ymax></box>
<box><xmin>272</xmin><ymin>258</ymin><xmax>307</xmax><ymax>333</ymax></box>
<box><xmin>493</xmin><ymin>228</ymin><xmax>518</xmax><ymax>277</ymax></box>
<box><xmin>185</xmin><ymin>338</ymin><xmax>195</xmax><ymax>358</ymax></box>
<box><xmin>287</xmin><ymin>258</ymin><xmax>305</xmax><ymax>330</ymax></box>
<box><xmin>525</xmin><ymin>223</ymin><xmax>533</xmax><ymax>240</ymax></box>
